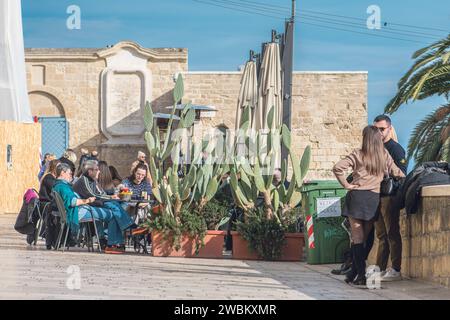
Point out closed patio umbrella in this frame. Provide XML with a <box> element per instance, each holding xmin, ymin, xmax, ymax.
<box><xmin>256</xmin><ymin>42</ymin><xmax>283</xmax><ymax>131</ymax></box>
<box><xmin>256</xmin><ymin>42</ymin><xmax>283</xmax><ymax>169</ymax></box>
<box><xmin>235</xmin><ymin>60</ymin><xmax>258</xmax><ymax>130</ymax></box>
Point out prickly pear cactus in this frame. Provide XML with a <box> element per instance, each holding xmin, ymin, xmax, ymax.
<box><xmin>230</xmin><ymin>105</ymin><xmax>311</xmax><ymax>222</ymax></box>
<box><xmin>143</xmin><ymin>74</ymin><xmax>226</xmax><ymax>223</ymax></box>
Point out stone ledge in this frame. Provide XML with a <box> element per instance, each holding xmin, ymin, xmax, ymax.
<box><xmin>421</xmin><ymin>185</ymin><xmax>450</xmax><ymax>197</ymax></box>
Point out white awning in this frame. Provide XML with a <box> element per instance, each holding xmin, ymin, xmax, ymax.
<box><xmin>153</xmin><ymin>113</ymin><xmax>181</xmax><ymax>120</ymax></box>
<box><xmin>164</xmin><ymin>104</ymin><xmax>217</xmax><ymax>111</ymax></box>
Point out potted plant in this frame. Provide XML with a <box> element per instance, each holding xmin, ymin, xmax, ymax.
<box><xmin>141</xmin><ymin>74</ymin><xmax>228</xmax><ymax>257</ymax></box>
<box><xmin>228</xmin><ymin>106</ymin><xmax>311</xmax><ymax>261</ymax></box>
<box><xmin>192</xmin><ymin>198</ymin><xmax>230</xmax><ymax>258</ymax></box>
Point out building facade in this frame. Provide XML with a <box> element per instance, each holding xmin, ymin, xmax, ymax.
<box><xmin>25</xmin><ymin>41</ymin><xmax>367</xmax><ymax>179</ymax></box>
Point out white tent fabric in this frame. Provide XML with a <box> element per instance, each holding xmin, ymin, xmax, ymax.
<box><xmin>235</xmin><ymin>60</ymin><xmax>258</xmax><ymax>130</ymax></box>
<box><xmin>0</xmin><ymin>0</ymin><xmax>32</xmax><ymax>122</ymax></box>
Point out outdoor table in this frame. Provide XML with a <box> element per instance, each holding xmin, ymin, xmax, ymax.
<box><xmin>97</xmin><ymin>198</ymin><xmax>155</xmax><ymax>220</ymax></box>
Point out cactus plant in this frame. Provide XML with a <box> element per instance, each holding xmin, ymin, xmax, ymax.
<box><xmin>229</xmin><ymin>105</ymin><xmax>311</xmax><ymax>222</ymax></box>
<box><xmin>144</xmin><ymin>74</ymin><xmax>227</xmax><ymax>226</ymax></box>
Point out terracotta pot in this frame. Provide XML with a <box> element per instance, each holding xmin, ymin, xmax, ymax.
<box><xmin>280</xmin><ymin>233</ymin><xmax>305</xmax><ymax>261</ymax></box>
<box><xmin>231</xmin><ymin>231</ymin><xmax>305</xmax><ymax>261</ymax></box>
<box><xmin>151</xmin><ymin>230</ymin><xmax>226</xmax><ymax>258</ymax></box>
<box><xmin>151</xmin><ymin>232</ymin><xmax>194</xmax><ymax>257</ymax></box>
<box><xmin>191</xmin><ymin>230</ymin><xmax>226</xmax><ymax>259</ymax></box>
<box><xmin>151</xmin><ymin>204</ymin><xmax>162</xmax><ymax>214</ymax></box>
<box><xmin>231</xmin><ymin>231</ymin><xmax>261</xmax><ymax>260</ymax></box>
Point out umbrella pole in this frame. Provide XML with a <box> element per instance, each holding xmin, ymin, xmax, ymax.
<box><xmin>281</xmin><ymin>2</ymin><xmax>295</xmax><ymax>167</ymax></box>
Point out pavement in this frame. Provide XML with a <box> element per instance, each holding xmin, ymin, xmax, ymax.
<box><xmin>0</xmin><ymin>214</ymin><xmax>449</xmax><ymax>300</ymax></box>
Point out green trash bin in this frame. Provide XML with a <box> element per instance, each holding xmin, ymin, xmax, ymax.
<box><xmin>300</xmin><ymin>180</ymin><xmax>350</xmax><ymax>264</ymax></box>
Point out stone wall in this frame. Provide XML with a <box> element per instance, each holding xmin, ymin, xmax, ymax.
<box><xmin>25</xmin><ymin>42</ymin><xmax>188</xmax><ymax>178</ymax></box>
<box><xmin>25</xmin><ymin>42</ymin><xmax>367</xmax><ymax>179</ymax></box>
<box><xmin>368</xmin><ymin>185</ymin><xmax>450</xmax><ymax>287</ymax></box>
<box><xmin>27</xmin><ymin>59</ymin><xmax>106</xmax><ymax>149</ymax></box>
<box><xmin>183</xmin><ymin>71</ymin><xmax>367</xmax><ymax>180</ymax></box>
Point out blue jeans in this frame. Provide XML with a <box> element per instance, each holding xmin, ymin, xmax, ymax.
<box><xmin>103</xmin><ymin>201</ymin><xmax>134</xmax><ymax>231</ymax></box>
<box><xmin>78</xmin><ymin>206</ymin><xmax>124</xmax><ymax>246</ymax></box>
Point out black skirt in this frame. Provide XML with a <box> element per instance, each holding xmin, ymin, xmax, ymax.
<box><xmin>342</xmin><ymin>190</ymin><xmax>380</xmax><ymax>221</ymax></box>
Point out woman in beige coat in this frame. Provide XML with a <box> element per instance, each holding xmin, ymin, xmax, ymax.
<box><xmin>333</xmin><ymin>125</ymin><xmax>405</xmax><ymax>286</ymax></box>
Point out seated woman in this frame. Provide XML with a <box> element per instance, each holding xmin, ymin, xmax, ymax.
<box><xmin>39</xmin><ymin>159</ymin><xmax>61</xmax><ymax>202</ymax></box>
<box><xmin>130</xmin><ymin>151</ymin><xmax>153</xmax><ymax>185</ymax></box>
<box><xmin>38</xmin><ymin>153</ymin><xmax>56</xmax><ymax>181</ymax></box>
<box><xmin>121</xmin><ymin>163</ymin><xmax>153</xmax><ymax>226</ymax></box>
<box><xmin>38</xmin><ymin>159</ymin><xmax>60</xmax><ymax>249</ymax></box>
<box><xmin>98</xmin><ymin>161</ymin><xmax>116</xmax><ymax>195</ymax></box>
<box><xmin>122</xmin><ymin>163</ymin><xmax>152</xmax><ymax>200</ymax></box>
<box><xmin>52</xmin><ymin>163</ymin><xmax>129</xmax><ymax>254</ymax></box>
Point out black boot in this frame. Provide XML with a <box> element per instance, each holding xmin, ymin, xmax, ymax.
<box><xmin>344</xmin><ymin>246</ymin><xmax>357</xmax><ymax>283</ymax></box>
<box><xmin>352</xmin><ymin>243</ymin><xmax>367</xmax><ymax>286</ymax></box>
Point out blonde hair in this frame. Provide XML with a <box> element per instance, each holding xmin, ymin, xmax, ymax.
<box><xmin>362</xmin><ymin>125</ymin><xmax>386</xmax><ymax>177</ymax></box>
<box><xmin>138</xmin><ymin>151</ymin><xmax>146</xmax><ymax>158</ymax></box>
<box><xmin>389</xmin><ymin>125</ymin><xmax>398</xmax><ymax>143</ymax></box>
<box><xmin>63</xmin><ymin>150</ymin><xmax>77</xmax><ymax>163</ymax></box>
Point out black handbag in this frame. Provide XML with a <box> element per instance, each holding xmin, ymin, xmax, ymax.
<box><xmin>380</xmin><ymin>176</ymin><xmax>396</xmax><ymax>196</ymax></box>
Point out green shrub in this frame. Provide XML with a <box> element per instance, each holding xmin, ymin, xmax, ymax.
<box><xmin>236</xmin><ymin>207</ymin><xmax>302</xmax><ymax>260</ymax></box>
<box><xmin>201</xmin><ymin>199</ymin><xmax>230</xmax><ymax>230</ymax></box>
<box><xmin>236</xmin><ymin>210</ymin><xmax>285</xmax><ymax>260</ymax></box>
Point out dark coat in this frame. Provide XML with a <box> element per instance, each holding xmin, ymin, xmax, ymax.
<box><xmin>395</xmin><ymin>162</ymin><xmax>450</xmax><ymax>214</ymax></box>
<box><xmin>73</xmin><ymin>174</ymin><xmax>111</xmax><ymax>207</ymax></box>
<box><xmin>39</xmin><ymin>174</ymin><xmax>56</xmax><ymax>203</ymax></box>
<box><xmin>14</xmin><ymin>195</ymin><xmax>38</xmax><ymax>235</ymax></box>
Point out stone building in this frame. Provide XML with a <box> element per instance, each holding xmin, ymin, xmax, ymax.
<box><xmin>25</xmin><ymin>41</ymin><xmax>367</xmax><ymax>179</ymax></box>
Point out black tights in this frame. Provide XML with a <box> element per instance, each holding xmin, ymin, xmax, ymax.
<box><xmin>349</xmin><ymin>217</ymin><xmax>374</xmax><ymax>245</ymax></box>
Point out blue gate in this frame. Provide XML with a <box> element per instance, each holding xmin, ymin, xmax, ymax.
<box><xmin>38</xmin><ymin>117</ymin><xmax>69</xmax><ymax>158</ymax></box>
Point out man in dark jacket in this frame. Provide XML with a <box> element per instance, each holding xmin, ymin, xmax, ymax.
<box><xmin>73</xmin><ymin>160</ymin><xmax>136</xmax><ymax>251</ymax></box>
<box><xmin>73</xmin><ymin>160</ymin><xmax>112</xmax><ymax>207</ymax></box>
<box><xmin>373</xmin><ymin>115</ymin><xmax>408</xmax><ymax>282</ymax></box>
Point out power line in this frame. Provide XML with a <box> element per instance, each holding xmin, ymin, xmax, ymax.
<box><xmin>192</xmin><ymin>0</ymin><xmax>432</xmax><ymax>44</ymax></box>
<box><xmin>297</xmin><ymin>20</ymin><xmax>425</xmax><ymax>44</ymax></box>
<box><xmin>298</xmin><ymin>14</ymin><xmax>439</xmax><ymax>40</ymax></box>
<box><xmin>191</xmin><ymin>0</ymin><xmax>285</xmax><ymax>21</ymax></box>
<box><xmin>236</xmin><ymin>0</ymin><xmax>450</xmax><ymax>33</ymax></box>
<box><xmin>210</xmin><ymin>0</ymin><xmax>446</xmax><ymax>39</ymax></box>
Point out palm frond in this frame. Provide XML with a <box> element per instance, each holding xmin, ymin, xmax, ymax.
<box><xmin>412</xmin><ymin>35</ymin><xmax>450</xmax><ymax>59</ymax></box>
<box><xmin>408</xmin><ymin>104</ymin><xmax>450</xmax><ymax>167</ymax></box>
<box><xmin>385</xmin><ymin>34</ymin><xmax>450</xmax><ymax>114</ymax></box>
<box><xmin>440</xmin><ymin>137</ymin><xmax>450</xmax><ymax>162</ymax></box>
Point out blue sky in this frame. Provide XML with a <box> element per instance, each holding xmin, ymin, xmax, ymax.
<box><xmin>21</xmin><ymin>0</ymin><xmax>449</xmax><ymax>169</ymax></box>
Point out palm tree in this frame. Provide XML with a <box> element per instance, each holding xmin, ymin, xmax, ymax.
<box><xmin>385</xmin><ymin>34</ymin><xmax>450</xmax><ymax>165</ymax></box>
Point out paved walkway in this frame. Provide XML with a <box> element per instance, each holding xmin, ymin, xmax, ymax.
<box><xmin>0</xmin><ymin>214</ymin><xmax>449</xmax><ymax>300</ymax></box>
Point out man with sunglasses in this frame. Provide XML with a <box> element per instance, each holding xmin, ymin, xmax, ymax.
<box><xmin>372</xmin><ymin>115</ymin><xmax>408</xmax><ymax>281</ymax></box>
<box><xmin>73</xmin><ymin>160</ymin><xmax>136</xmax><ymax>254</ymax></box>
